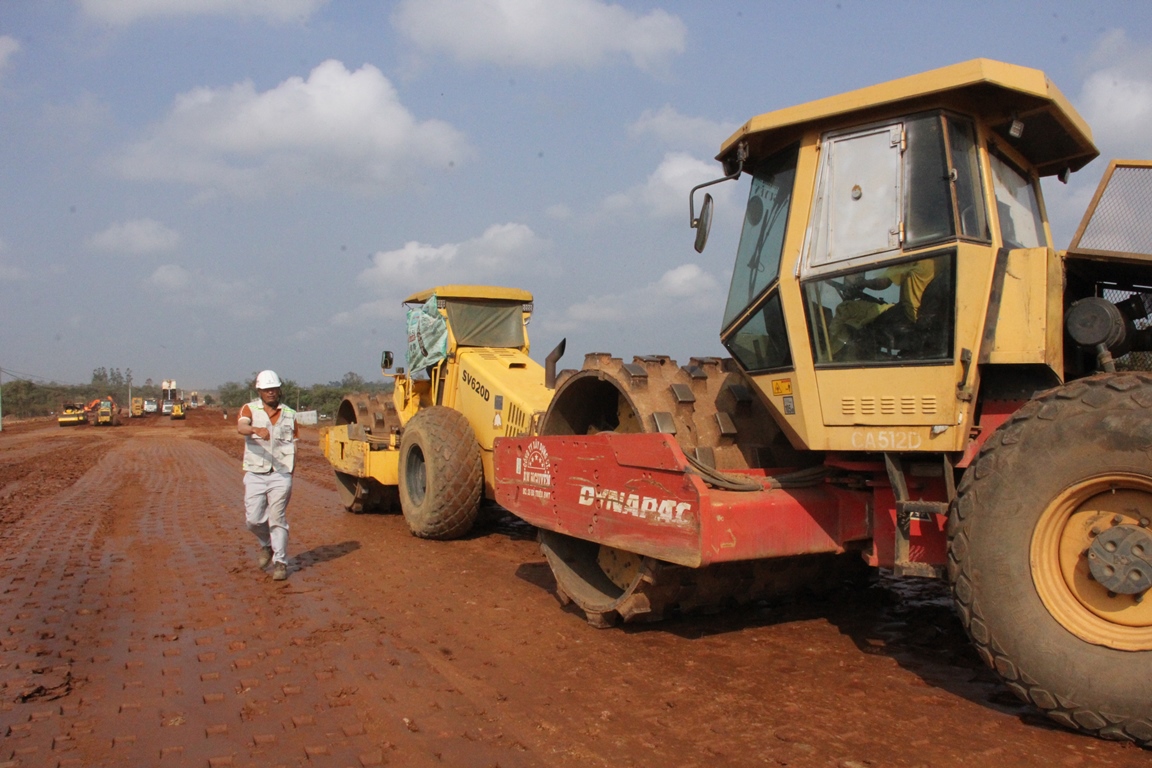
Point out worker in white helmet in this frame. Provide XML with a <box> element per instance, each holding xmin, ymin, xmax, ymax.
<box><xmin>236</xmin><ymin>369</ymin><xmax>299</xmax><ymax>581</ymax></box>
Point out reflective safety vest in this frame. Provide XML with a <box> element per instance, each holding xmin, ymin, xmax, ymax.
<box><xmin>242</xmin><ymin>400</ymin><xmax>297</xmax><ymax>474</ymax></box>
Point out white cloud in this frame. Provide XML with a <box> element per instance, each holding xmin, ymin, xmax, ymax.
<box><xmin>602</xmin><ymin>152</ymin><xmax>728</xmax><ymax>220</ymax></box>
<box><xmin>144</xmin><ymin>264</ymin><xmax>269</xmax><ymax>319</ymax></box>
<box><xmin>546</xmin><ymin>204</ymin><xmax>573</xmax><ymax>220</ymax></box>
<box><xmin>359</xmin><ymin>223</ymin><xmax>548</xmax><ymax>296</ymax></box>
<box><xmin>328</xmin><ymin>223</ymin><xmax>550</xmax><ymax>327</ymax></box>
<box><xmin>0</xmin><ymin>36</ymin><xmax>19</xmax><ymax>79</ymax></box>
<box><xmin>1042</xmin><ymin>30</ymin><xmax>1152</xmax><ymax>246</ymax></box>
<box><xmin>628</xmin><ymin>105</ymin><xmax>737</xmax><ymax>152</ymax></box>
<box><xmin>146</xmin><ymin>263</ymin><xmax>190</xmax><ymax>290</ymax></box>
<box><xmin>393</xmin><ymin>0</ymin><xmax>685</xmax><ymax>73</ymax></box>
<box><xmin>79</xmin><ymin>0</ymin><xmax>328</xmax><ymax>25</ymax></box>
<box><xmin>1077</xmin><ymin>30</ymin><xmax>1152</xmax><ymax>160</ymax></box>
<box><xmin>556</xmin><ymin>263</ymin><xmax>722</xmax><ymax>328</ymax></box>
<box><xmin>87</xmin><ymin>218</ymin><xmax>180</xmax><ymax>254</ymax></box>
<box><xmin>114</xmin><ymin>60</ymin><xmax>470</xmax><ymax>197</ymax></box>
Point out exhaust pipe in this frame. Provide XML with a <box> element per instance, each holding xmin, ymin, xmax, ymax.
<box><xmin>545</xmin><ymin>338</ymin><xmax>567</xmax><ymax>389</ymax></box>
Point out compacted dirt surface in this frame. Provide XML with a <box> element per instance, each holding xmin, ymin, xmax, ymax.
<box><xmin>0</xmin><ymin>409</ymin><xmax>1148</xmax><ymax>768</ymax></box>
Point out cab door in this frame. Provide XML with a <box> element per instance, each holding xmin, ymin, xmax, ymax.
<box><xmin>799</xmin><ymin>114</ymin><xmax>991</xmax><ymax>452</ymax></box>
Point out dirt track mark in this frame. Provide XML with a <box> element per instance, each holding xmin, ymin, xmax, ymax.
<box><xmin>0</xmin><ymin>432</ymin><xmax>544</xmax><ymax>767</ymax></box>
<box><xmin>0</xmin><ymin>435</ymin><xmax>109</xmax><ymax>526</ymax></box>
<box><xmin>1</xmin><ymin>411</ymin><xmax>1148</xmax><ymax>768</ymax></box>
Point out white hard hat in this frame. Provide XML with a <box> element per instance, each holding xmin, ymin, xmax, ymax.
<box><xmin>255</xmin><ymin>370</ymin><xmax>282</xmax><ymax>389</ymax></box>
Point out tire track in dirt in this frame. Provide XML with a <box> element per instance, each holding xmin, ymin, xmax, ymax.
<box><xmin>0</xmin><ymin>431</ymin><xmax>548</xmax><ymax>767</ymax></box>
<box><xmin>2</xmin><ymin>416</ymin><xmax>1149</xmax><ymax>767</ymax></box>
<box><xmin>184</xmin><ymin>414</ymin><xmax>1152</xmax><ymax>768</ymax></box>
<box><xmin>0</xmin><ymin>430</ymin><xmax>109</xmax><ymax>526</ymax></box>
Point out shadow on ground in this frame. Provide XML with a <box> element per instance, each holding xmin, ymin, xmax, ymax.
<box><xmin>512</xmin><ymin>556</ymin><xmax>1067</xmax><ymax>738</ymax></box>
<box><xmin>293</xmin><ymin>540</ymin><xmax>361</xmax><ymax>571</ymax></box>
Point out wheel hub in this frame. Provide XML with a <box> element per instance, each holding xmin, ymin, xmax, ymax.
<box><xmin>406</xmin><ymin>447</ymin><xmax>427</xmax><ymax>506</ymax></box>
<box><xmin>1087</xmin><ymin>523</ymin><xmax>1152</xmax><ymax>595</ymax></box>
<box><xmin>1032</xmin><ymin>476</ymin><xmax>1152</xmax><ymax>650</ymax></box>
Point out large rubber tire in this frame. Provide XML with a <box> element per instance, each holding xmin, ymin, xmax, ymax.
<box><xmin>948</xmin><ymin>373</ymin><xmax>1152</xmax><ymax>746</ymax></box>
<box><xmin>398</xmin><ymin>406</ymin><xmax>482</xmax><ymax>540</ymax></box>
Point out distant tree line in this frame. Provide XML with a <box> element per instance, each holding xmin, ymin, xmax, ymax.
<box><xmin>0</xmin><ymin>367</ymin><xmax>147</xmax><ymax>418</ymax></box>
<box><xmin>215</xmin><ymin>372</ymin><xmax>389</xmax><ymax>417</ymax></box>
<box><xmin>1</xmin><ymin>369</ymin><xmax>389</xmax><ymax>419</ymax></box>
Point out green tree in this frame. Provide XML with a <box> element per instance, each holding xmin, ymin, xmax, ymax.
<box><xmin>3</xmin><ymin>379</ymin><xmax>35</xmax><ymax>417</ymax></box>
<box><xmin>212</xmin><ymin>374</ymin><xmax>391</xmax><ymax>419</ymax></box>
<box><xmin>341</xmin><ymin>371</ymin><xmax>365</xmax><ymax>389</ymax></box>
<box><xmin>217</xmin><ymin>381</ymin><xmax>249</xmax><ymax>408</ymax></box>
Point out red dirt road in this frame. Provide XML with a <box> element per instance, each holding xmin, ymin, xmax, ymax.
<box><xmin>0</xmin><ymin>410</ymin><xmax>1147</xmax><ymax>767</ymax></box>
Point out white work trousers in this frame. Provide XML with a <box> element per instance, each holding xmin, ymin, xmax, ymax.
<box><xmin>244</xmin><ymin>470</ymin><xmax>293</xmax><ymax>565</ymax></box>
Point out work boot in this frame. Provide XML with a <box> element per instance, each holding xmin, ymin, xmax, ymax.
<box><xmin>272</xmin><ymin>562</ymin><xmax>288</xmax><ymax>581</ymax></box>
<box><xmin>257</xmin><ymin>546</ymin><xmax>273</xmax><ymax>569</ymax></box>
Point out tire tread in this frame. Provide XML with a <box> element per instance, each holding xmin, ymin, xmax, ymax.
<box><xmin>399</xmin><ymin>406</ymin><xmax>482</xmax><ymax>540</ymax></box>
<box><xmin>948</xmin><ymin>372</ymin><xmax>1152</xmax><ymax>748</ymax></box>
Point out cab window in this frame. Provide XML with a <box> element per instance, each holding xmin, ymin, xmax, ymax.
<box><xmin>990</xmin><ymin>153</ymin><xmax>1046</xmax><ymax>249</ymax></box>
<box><xmin>805</xmin><ymin>251</ymin><xmax>955</xmax><ymax>365</ymax></box>
<box><xmin>802</xmin><ymin>112</ymin><xmax>989</xmax><ymax>279</ymax></box>
<box><xmin>724</xmin><ymin>290</ymin><xmax>792</xmax><ymax>372</ymax></box>
<box><xmin>721</xmin><ymin>145</ymin><xmax>798</xmax><ymax>331</ymax></box>
<box><xmin>444</xmin><ymin>299</ymin><xmax>526</xmax><ymax>348</ymax></box>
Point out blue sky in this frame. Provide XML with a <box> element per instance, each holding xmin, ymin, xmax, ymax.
<box><xmin>2</xmin><ymin>1</ymin><xmax>1151</xmax><ymax>389</ymax></box>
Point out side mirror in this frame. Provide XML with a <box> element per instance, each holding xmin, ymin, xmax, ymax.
<box><xmin>381</xmin><ymin>350</ymin><xmax>394</xmax><ymax>371</ymax></box>
<box><xmin>692</xmin><ymin>192</ymin><xmax>713</xmax><ymax>254</ymax></box>
<box><xmin>687</xmin><ymin>142</ymin><xmax>744</xmax><ymax>253</ymax></box>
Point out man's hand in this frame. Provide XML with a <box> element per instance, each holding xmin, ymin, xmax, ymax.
<box><xmin>237</xmin><ymin>418</ymin><xmax>270</xmax><ymax>439</ymax></box>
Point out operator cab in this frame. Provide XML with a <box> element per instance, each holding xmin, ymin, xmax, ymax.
<box><xmin>392</xmin><ymin>285</ymin><xmax>536</xmax><ymax>411</ymax></box>
<box><xmin>696</xmin><ymin>59</ymin><xmax>1100</xmax><ymax>453</ymax></box>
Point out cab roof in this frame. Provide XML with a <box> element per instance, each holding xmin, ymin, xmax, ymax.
<box><xmin>721</xmin><ymin>58</ymin><xmax>1098</xmax><ymax>178</ymax></box>
<box><xmin>403</xmin><ymin>285</ymin><xmax>534</xmax><ymax>304</ymax></box>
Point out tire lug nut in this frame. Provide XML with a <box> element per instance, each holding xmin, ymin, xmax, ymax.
<box><xmin>1141</xmin><ymin>517</ymin><xmax>1151</xmax><ymax>528</ymax></box>
<box><xmin>1090</xmin><ymin>526</ymin><xmax>1102</xmax><ymax>537</ymax></box>
<box><xmin>1112</xmin><ymin>514</ymin><xmax>1124</xmax><ymax>526</ymax></box>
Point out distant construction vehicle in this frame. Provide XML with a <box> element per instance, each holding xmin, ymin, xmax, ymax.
<box><xmin>161</xmin><ymin>379</ymin><xmax>178</xmax><ymax>415</ymax></box>
<box><xmin>143</xmin><ymin>398</ymin><xmax>158</xmax><ymax>415</ymax></box>
<box><xmin>57</xmin><ymin>403</ymin><xmax>87</xmax><ymax>427</ymax></box>
<box><xmin>320</xmin><ymin>285</ymin><xmax>564</xmax><ymax>539</ymax></box>
<box><xmin>130</xmin><ymin>397</ymin><xmax>144</xmax><ymax>418</ymax></box>
<box><xmin>171</xmin><ymin>400</ymin><xmax>186</xmax><ymax>420</ymax></box>
<box><xmin>94</xmin><ymin>398</ymin><xmax>120</xmax><ymax>426</ymax></box>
